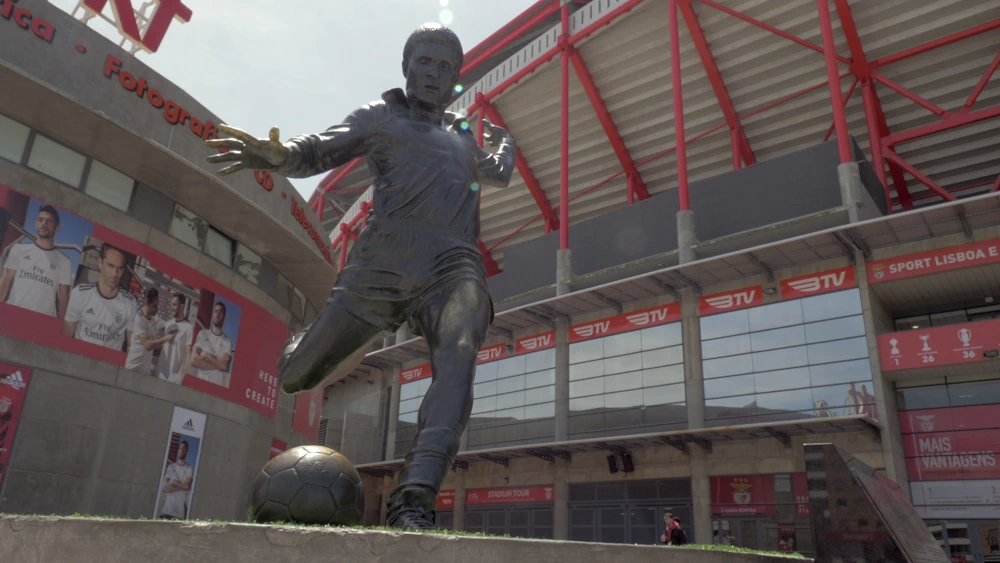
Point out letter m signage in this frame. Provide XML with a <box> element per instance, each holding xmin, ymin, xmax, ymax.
<box><xmin>82</xmin><ymin>0</ymin><xmax>192</xmax><ymax>53</ymax></box>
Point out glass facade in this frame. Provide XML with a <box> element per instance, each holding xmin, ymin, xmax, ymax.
<box><xmin>468</xmin><ymin>348</ymin><xmax>556</xmax><ymax>450</ymax></box>
<box><xmin>26</xmin><ymin>134</ymin><xmax>87</xmax><ymax>187</ymax></box>
<box><xmin>700</xmin><ymin>289</ymin><xmax>877</xmax><ymax>426</ymax></box>
<box><xmin>395</xmin><ymin>376</ymin><xmax>430</xmax><ymax>456</ymax></box>
<box><xmin>569</xmin><ymin>322</ymin><xmax>685</xmax><ymax>440</ymax></box>
<box><xmin>83</xmin><ymin>160</ymin><xmax>134</xmax><ymax>212</ymax></box>
<box><xmin>0</xmin><ymin>113</ymin><xmax>30</xmax><ymax>163</ymax></box>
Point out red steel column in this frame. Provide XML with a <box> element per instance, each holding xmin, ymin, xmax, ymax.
<box><xmin>559</xmin><ymin>3</ymin><xmax>571</xmax><ymax>250</ymax></box>
<box><xmin>670</xmin><ymin>0</ymin><xmax>689</xmax><ymax>210</ymax></box>
<box><xmin>817</xmin><ymin>0</ymin><xmax>851</xmax><ymax>163</ymax></box>
<box><xmin>730</xmin><ymin>128</ymin><xmax>741</xmax><ymax>170</ymax></box>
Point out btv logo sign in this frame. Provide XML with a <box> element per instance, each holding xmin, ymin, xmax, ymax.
<box><xmin>573</xmin><ymin>320</ymin><xmax>610</xmax><ymax>339</ymax></box>
<box><xmin>477</xmin><ymin>346</ymin><xmax>505</xmax><ymax>363</ymax></box>
<box><xmin>518</xmin><ymin>332</ymin><xmax>553</xmax><ymax>351</ymax></box>
<box><xmin>82</xmin><ymin>0</ymin><xmax>192</xmax><ymax>54</ymax></box>
<box><xmin>700</xmin><ymin>287</ymin><xmax>762</xmax><ymax>316</ymax></box>
<box><xmin>401</xmin><ymin>367</ymin><xmax>423</xmax><ymax>382</ymax></box>
<box><xmin>782</xmin><ymin>266</ymin><xmax>856</xmax><ymax>299</ymax></box>
<box><xmin>626</xmin><ymin>306</ymin><xmax>675</xmax><ymax>326</ymax></box>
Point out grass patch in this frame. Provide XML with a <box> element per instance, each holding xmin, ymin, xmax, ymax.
<box><xmin>683</xmin><ymin>544</ymin><xmax>806</xmax><ymax>558</ymax></box>
<box><xmin>1</xmin><ymin>513</ymin><xmax>509</xmax><ymax>538</ymax></box>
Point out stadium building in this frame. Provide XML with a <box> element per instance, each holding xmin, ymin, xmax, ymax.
<box><xmin>0</xmin><ymin>0</ymin><xmax>331</xmax><ymax>521</ymax></box>
<box><xmin>306</xmin><ymin>0</ymin><xmax>1000</xmax><ymax>560</ymax></box>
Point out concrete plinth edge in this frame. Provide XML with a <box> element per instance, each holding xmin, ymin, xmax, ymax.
<box><xmin>0</xmin><ymin>516</ymin><xmax>805</xmax><ymax>563</ymax></box>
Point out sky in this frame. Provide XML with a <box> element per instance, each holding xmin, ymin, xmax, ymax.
<box><xmin>46</xmin><ymin>0</ymin><xmax>542</xmax><ymax>199</ymax></box>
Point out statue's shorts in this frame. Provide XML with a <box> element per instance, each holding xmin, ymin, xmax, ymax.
<box><xmin>325</xmin><ymin>217</ymin><xmax>495</xmax><ymax>334</ymax></box>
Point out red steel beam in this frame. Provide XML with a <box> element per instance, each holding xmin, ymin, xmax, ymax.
<box><xmin>559</xmin><ymin>3</ymin><xmax>571</xmax><ymax>250</ymax></box>
<box><xmin>871</xmin><ymin>71</ymin><xmax>950</xmax><ymax>118</ymax></box>
<box><xmin>697</xmin><ymin>0</ymin><xmax>850</xmax><ymax>65</ymax></box>
<box><xmin>483</xmin><ymin>104</ymin><xmax>560</xmax><ymax>231</ymax></box>
<box><xmin>963</xmin><ymin>51</ymin><xmax>1000</xmax><ymax>113</ymax></box>
<box><xmin>991</xmin><ymin>174</ymin><xmax>1000</xmax><ymax>193</ymax></box>
<box><xmin>478</xmin><ymin>240</ymin><xmax>502</xmax><ymax>277</ymax></box>
<box><xmin>670</xmin><ymin>0</ymin><xmax>690</xmax><ymax>211</ymax></box>
<box><xmin>466</xmin><ymin>0</ymin><xmax>648</xmax><ymax>116</ymax></box>
<box><xmin>680</xmin><ymin>0</ymin><xmax>756</xmax><ymax>167</ymax></box>
<box><xmin>816</xmin><ymin>0</ymin><xmax>851</xmax><ymax>164</ymax></box>
<box><xmin>461</xmin><ymin>0</ymin><xmax>561</xmax><ymax>77</ymax></box>
<box><xmin>882</xmin><ymin>150</ymin><xmax>957</xmax><ymax>202</ymax></box>
<box><xmin>567</xmin><ymin>48</ymin><xmax>651</xmax><ymax>200</ymax></box>
<box><xmin>867</xmin><ymin>82</ymin><xmax>915</xmax><ymax>210</ymax></box>
<box><xmin>873</xmin><ymin>18</ymin><xmax>1000</xmax><ymax>68</ymax></box>
<box><xmin>885</xmin><ymin>105</ymin><xmax>1000</xmax><ymax>146</ymax></box>
<box><xmin>823</xmin><ymin>77</ymin><xmax>858</xmax><ymax>142</ymax></box>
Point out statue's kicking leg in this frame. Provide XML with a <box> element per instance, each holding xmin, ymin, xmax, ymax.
<box><xmin>386</xmin><ymin>278</ymin><xmax>491</xmax><ymax>530</ymax></box>
<box><xmin>277</xmin><ymin>296</ymin><xmax>385</xmax><ymax>395</ymax></box>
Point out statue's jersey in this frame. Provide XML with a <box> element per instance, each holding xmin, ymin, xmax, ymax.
<box><xmin>279</xmin><ymin>88</ymin><xmax>513</xmax><ymax>242</ymax></box>
<box><xmin>275</xmin><ymin>89</ymin><xmax>515</xmax><ymax>332</ymax></box>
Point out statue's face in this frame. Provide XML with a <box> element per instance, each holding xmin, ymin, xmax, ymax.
<box><xmin>405</xmin><ymin>41</ymin><xmax>461</xmax><ymax>107</ymax></box>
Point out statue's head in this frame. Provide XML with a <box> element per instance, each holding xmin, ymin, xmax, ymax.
<box><xmin>402</xmin><ymin>23</ymin><xmax>464</xmax><ymax>108</ymax></box>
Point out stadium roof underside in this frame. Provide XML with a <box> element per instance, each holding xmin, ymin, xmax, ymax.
<box><xmin>308</xmin><ymin>0</ymin><xmax>1000</xmax><ymax>275</ymax></box>
<box><xmin>354</xmin><ymin>414</ymin><xmax>881</xmax><ymax>477</ymax></box>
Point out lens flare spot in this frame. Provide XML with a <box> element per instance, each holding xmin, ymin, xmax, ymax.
<box><xmin>460</xmin><ymin>121</ymin><xmax>469</xmax><ymax>131</ymax></box>
<box><xmin>439</xmin><ymin>9</ymin><xmax>454</xmax><ymax>25</ymax></box>
<box><xmin>454</xmin><ymin>84</ymin><xmax>464</xmax><ymax>93</ymax></box>
<box><xmin>470</xmin><ymin>182</ymin><xmax>480</xmax><ymax>192</ymax></box>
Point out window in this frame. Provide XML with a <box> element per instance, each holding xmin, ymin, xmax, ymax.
<box><xmin>205</xmin><ymin>226</ymin><xmax>235</xmax><ymax>266</ymax></box>
<box><xmin>26</xmin><ymin>134</ymin><xmax>87</xmax><ymax>187</ymax></box>
<box><xmin>169</xmin><ymin>203</ymin><xmax>207</xmax><ymax>249</ymax></box>
<box><xmin>84</xmin><ymin>160</ymin><xmax>134</xmax><ymax>211</ymax></box>
<box><xmin>700</xmin><ymin>289</ymin><xmax>876</xmax><ymax>426</ymax></box>
<box><xmin>235</xmin><ymin>243</ymin><xmax>262</xmax><ymax>284</ymax></box>
<box><xmin>568</xmin><ymin>321</ymin><xmax>685</xmax><ymax>440</ymax></box>
<box><xmin>468</xmin><ymin>348</ymin><xmax>557</xmax><ymax>450</ymax></box>
<box><xmin>0</xmin><ymin>113</ymin><xmax>30</xmax><ymax>163</ymax></box>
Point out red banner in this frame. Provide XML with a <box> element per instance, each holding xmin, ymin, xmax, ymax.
<box><xmin>878</xmin><ymin>318</ymin><xmax>1000</xmax><ymax>371</ymax></box>
<box><xmin>292</xmin><ymin>387</ymin><xmax>323</xmax><ymax>444</ymax></box>
<box><xmin>899</xmin><ymin>404</ymin><xmax>1000</xmax><ymax>434</ymax></box>
<box><xmin>399</xmin><ymin>363</ymin><xmax>431</xmax><ymax>385</ymax></box>
<box><xmin>270</xmin><ymin>439</ymin><xmax>286</xmax><ymax>460</ymax></box>
<box><xmin>437</xmin><ymin>489</ymin><xmax>456</xmax><ymax>510</ymax></box>
<box><xmin>903</xmin><ymin>429</ymin><xmax>1000</xmax><ymax>458</ymax></box>
<box><xmin>699</xmin><ymin>286</ymin><xmax>763</xmax><ymax>316</ymax></box>
<box><xmin>477</xmin><ymin>344</ymin><xmax>507</xmax><ymax>364</ymax></box>
<box><xmin>0</xmin><ymin>363</ymin><xmax>31</xmax><ymax>493</ymax></box>
<box><xmin>515</xmin><ymin>331</ymin><xmax>555</xmax><ymax>354</ymax></box>
<box><xmin>781</xmin><ymin>266</ymin><xmax>857</xmax><ymax>300</ymax></box>
<box><xmin>0</xmin><ymin>185</ymin><xmax>286</xmax><ymax>418</ymax></box>
<box><xmin>569</xmin><ymin>303</ymin><xmax>680</xmax><ymax>343</ymax></box>
<box><xmin>466</xmin><ymin>485</ymin><xmax>555</xmax><ymax>505</ymax></box>
<box><xmin>867</xmin><ymin>238</ymin><xmax>1000</xmax><ymax>283</ymax></box>
<box><xmin>792</xmin><ymin>473</ymin><xmax>810</xmax><ymax>517</ymax></box>
<box><xmin>711</xmin><ymin>475</ymin><xmax>775</xmax><ymax>515</ymax></box>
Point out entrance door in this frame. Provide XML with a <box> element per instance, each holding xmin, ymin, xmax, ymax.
<box><xmin>629</xmin><ymin>506</ymin><xmax>658</xmax><ymax>545</ymax></box>
<box><xmin>465</xmin><ymin>506</ymin><xmax>554</xmax><ymax>539</ymax></box>
<box><xmin>713</xmin><ymin>518</ymin><xmax>762</xmax><ymax>549</ymax></box>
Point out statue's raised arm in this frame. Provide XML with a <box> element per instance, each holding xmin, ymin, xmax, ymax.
<box><xmin>205</xmin><ymin>125</ymin><xmax>289</xmax><ymax>176</ymax></box>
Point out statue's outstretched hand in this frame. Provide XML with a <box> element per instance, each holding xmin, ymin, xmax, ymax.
<box><xmin>204</xmin><ymin>124</ymin><xmax>289</xmax><ymax>176</ymax></box>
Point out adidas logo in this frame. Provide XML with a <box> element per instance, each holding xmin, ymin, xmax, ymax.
<box><xmin>182</xmin><ymin>418</ymin><xmax>195</xmax><ymax>431</ymax></box>
<box><xmin>1</xmin><ymin>371</ymin><xmax>26</xmax><ymax>390</ymax></box>
<box><xmin>85</xmin><ymin>307</ymin><xmax>96</xmax><ymax>315</ymax></box>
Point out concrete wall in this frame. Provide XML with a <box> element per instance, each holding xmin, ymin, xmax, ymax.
<box><xmin>0</xmin><ymin>337</ymin><xmax>308</xmax><ymax>520</ymax></box>
<box><xmin>489</xmin><ymin>138</ymin><xmax>885</xmax><ymax>302</ymax></box>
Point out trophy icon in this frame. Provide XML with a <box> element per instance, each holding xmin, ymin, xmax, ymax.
<box><xmin>889</xmin><ymin>338</ymin><xmax>900</xmax><ymax>355</ymax></box>
<box><xmin>957</xmin><ymin>328</ymin><xmax>972</xmax><ymax>347</ymax></box>
<box><xmin>919</xmin><ymin>334</ymin><xmax>931</xmax><ymax>352</ymax></box>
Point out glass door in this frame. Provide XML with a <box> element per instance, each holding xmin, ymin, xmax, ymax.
<box><xmin>713</xmin><ymin>518</ymin><xmax>762</xmax><ymax>548</ymax></box>
<box><xmin>629</xmin><ymin>506</ymin><xmax>657</xmax><ymax>545</ymax></box>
